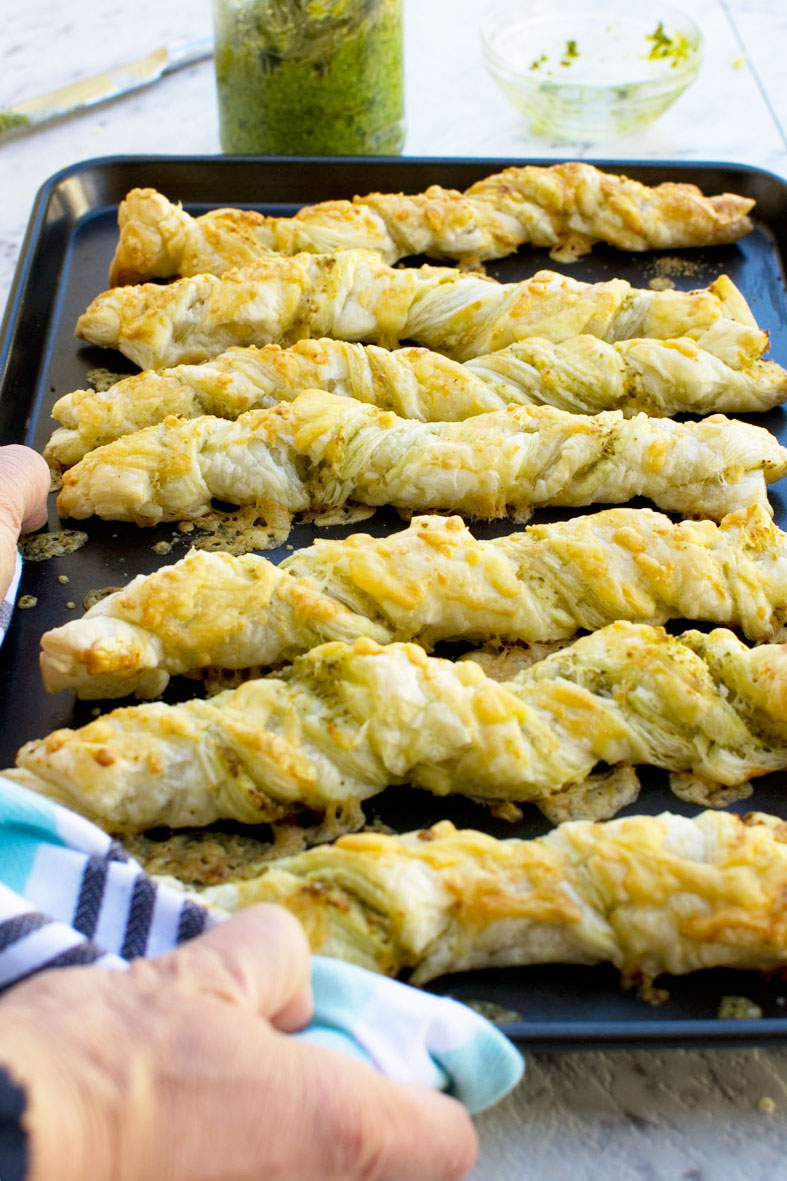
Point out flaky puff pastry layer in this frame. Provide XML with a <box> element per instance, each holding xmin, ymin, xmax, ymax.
<box><xmin>77</xmin><ymin>250</ymin><xmax>765</xmax><ymax>370</ymax></box>
<box><xmin>45</xmin><ymin>335</ymin><xmax>787</xmax><ymax>468</ymax></box>
<box><xmin>13</xmin><ymin>624</ymin><xmax>787</xmax><ymax>833</ymax></box>
<box><xmin>198</xmin><ymin>811</ymin><xmax>787</xmax><ymax>985</ymax></box>
<box><xmin>107</xmin><ymin>163</ymin><xmax>754</xmax><ymax>284</ymax></box>
<box><xmin>55</xmin><ymin>390</ymin><xmax>787</xmax><ymax>527</ymax></box>
<box><xmin>39</xmin><ymin>507</ymin><xmax>787</xmax><ymax>700</ymax></box>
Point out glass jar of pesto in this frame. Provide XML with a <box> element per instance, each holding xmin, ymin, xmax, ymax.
<box><xmin>213</xmin><ymin>0</ymin><xmax>405</xmax><ymax>155</ymax></box>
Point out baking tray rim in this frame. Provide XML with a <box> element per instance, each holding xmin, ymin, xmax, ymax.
<box><xmin>5</xmin><ymin>151</ymin><xmax>786</xmax><ymax>398</ymax></box>
<box><xmin>4</xmin><ymin>152</ymin><xmax>787</xmax><ymax>1048</ymax></box>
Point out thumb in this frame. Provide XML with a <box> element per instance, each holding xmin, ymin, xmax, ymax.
<box><xmin>0</xmin><ymin>445</ymin><xmax>50</xmax><ymax>533</ymax></box>
<box><xmin>145</xmin><ymin>904</ymin><xmax>314</xmax><ymax>1031</ymax></box>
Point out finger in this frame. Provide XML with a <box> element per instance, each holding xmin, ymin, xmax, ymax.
<box><xmin>386</xmin><ymin>1089</ymin><xmax>478</xmax><ymax>1181</ymax></box>
<box><xmin>281</xmin><ymin>1039</ymin><xmax>479</xmax><ymax>1181</ymax></box>
<box><xmin>147</xmin><ymin>904</ymin><xmax>313</xmax><ymax>1030</ymax></box>
<box><xmin>0</xmin><ymin>445</ymin><xmax>50</xmax><ymax>533</ymax></box>
<box><xmin>0</xmin><ymin>446</ymin><xmax>50</xmax><ymax>599</ymax></box>
<box><xmin>355</xmin><ymin>1083</ymin><xmax>479</xmax><ymax>1181</ymax></box>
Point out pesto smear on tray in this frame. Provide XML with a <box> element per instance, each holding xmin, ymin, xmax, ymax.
<box><xmin>213</xmin><ymin>0</ymin><xmax>404</xmax><ymax>154</ymax></box>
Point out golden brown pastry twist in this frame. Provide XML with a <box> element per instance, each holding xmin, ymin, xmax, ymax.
<box><xmin>39</xmin><ymin>507</ymin><xmax>787</xmax><ymax>700</ymax></box>
<box><xmin>107</xmin><ymin>163</ymin><xmax>754</xmax><ymax>284</ymax></box>
<box><xmin>13</xmin><ymin>623</ymin><xmax>787</xmax><ymax>833</ymax></box>
<box><xmin>195</xmin><ymin>811</ymin><xmax>787</xmax><ymax>986</ymax></box>
<box><xmin>76</xmin><ymin>251</ymin><xmax>765</xmax><ymax>369</ymax></box>
<box><xmin>55</xmin><ymin>389</ymin><xmax>787</xmax><ymax>527</ymax></box>
<box><xmin>45</xmin><ymin>335</ymin><xmax>787</xmax><ymax>467</ymax></box>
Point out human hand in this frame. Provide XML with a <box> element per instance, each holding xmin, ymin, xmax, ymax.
<box><xmin>0</xmin><ymin>445</ymin><xmax>50</xmax><ymax>599</ymax></box>
<box><xmin>0</xmin><ymin>905</ymin><xmax>478</xmax><ymax>1181</ymax></box>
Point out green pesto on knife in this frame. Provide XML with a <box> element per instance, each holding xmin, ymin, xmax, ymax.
<box><xmin>213</xmin><ymin>0</ymin><xmax>404</xmax><ymax>155</ymax></box>
<box><xmin>0</xmin><ymin>111</ymin><xmax>31</xmax><ymax>135</ymax></box>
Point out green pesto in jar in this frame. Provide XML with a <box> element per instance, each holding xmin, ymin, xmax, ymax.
<box><xmin>213</xmin><ymin>0</ymin><xmax>404</xmax><ymax>155</ymax></box>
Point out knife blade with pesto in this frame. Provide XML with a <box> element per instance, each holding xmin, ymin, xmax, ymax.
<box><xmin>0</xmin><ymin>37</ymin><xmax>213</xmax><ymax>141</ymax></box>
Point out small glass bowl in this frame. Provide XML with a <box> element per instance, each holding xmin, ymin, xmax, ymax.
<box><xmin>481</xmin><ymin>0</ymin><xmax>703</xmax><ymax>141</ymax></box>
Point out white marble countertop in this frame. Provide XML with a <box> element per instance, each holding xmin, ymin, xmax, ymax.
<box><xmin>3</xmin><ymin>1</ymin><xmax>787</xmax><ymax>1177</ymax></box>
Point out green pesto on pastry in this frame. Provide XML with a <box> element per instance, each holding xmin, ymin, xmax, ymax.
<box><xmin>45</xmin><ymin>335</ymin><xmax>787</xmax><ymax>467</ymax></box>
<box><xmin>55</xmin><ymin>389</ymin><xmax>787</xmax><ymax>527</ymax></box>
<box><xmin>13</xmin><ymin>623</ymin><xmax>787</xmax><ymax>833</ymax></box>
<box><xmin>76</xmin><ymin>251</ymin><xmax>765</xmax><ymax>370</ymax></box>
<box><xmin>107</xmin><ymin>163</ymin><xmax>754</xmax><ymax>284</ymax></box>
<box><xmin>39</xmin><ymin>506</ymin><xmax>787</xmax><ymax>700</ymax></box>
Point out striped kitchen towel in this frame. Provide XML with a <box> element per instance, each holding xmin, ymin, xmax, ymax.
<box><xmin>0</xmin><ymin>774</ymin><xmax>523</xmax><ymax>1113</ymax></box>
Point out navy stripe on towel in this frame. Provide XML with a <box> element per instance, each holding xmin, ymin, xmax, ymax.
<box><xmin>0</xmin><ymin>913</ymin><xmax>49</xmax><ymax>952</ymax></box>
<box><xmin>73</xmin><ymin>855</ymin><xmax>108</xmax><ymax>939</ymax></box>
<box><xmin>177</xmin><ymin>899</ymin><xmax>209</xmax><ymax>945</ymax></box>
<box><xmin>39</xmin><ymin>942</ymin><xmax>111</xmax><ymax>972</ymax></box>
<box><xmin>121</xmin><ymin>875</ymin><xmax>158</xmax><ymax>959</ymax></box>
<box><xmin>106</xmin><ymin>839</ymin><xmax>130</xmax><ymax>864</ymax></box>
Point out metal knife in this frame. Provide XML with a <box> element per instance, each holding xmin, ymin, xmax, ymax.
<box><xmin>0</xmin><ymin>36</ymin><xmax>214</xmax><ymax>144</ymax></box>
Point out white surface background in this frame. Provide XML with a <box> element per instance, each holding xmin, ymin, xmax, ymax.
<box><xmin>3</xmin><ymin>0</ymin><xmax>787</xmax><ymax>1176</ymax></box>
<box><xmin>2</xmin><ymin>0</ymin><xmax>786</xmax><ymax>311</ymax></box>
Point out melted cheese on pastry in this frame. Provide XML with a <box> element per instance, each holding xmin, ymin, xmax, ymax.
<box><xmin>55</xmin><ymin>389</ymin><xmax>787</xmax><ymax>526</ymax></box>
<box><xmin>107</xmin><ymin>164</ymin><xmax>754</xmax><ymax>283</ymax></box>
<box><xmin>13</xmin><ymin>624</ymin><xmax>787</xmax><ymax>833</ymax></box>
<box><xmin>45</xmin><ymin>335</ymin><xmax>787</xmax><ymax>467</ymax></box>
<box><xmin>76</xmin><ymin>251</ymin><xmax>765</xmax><ymax>369</ymax></box>
<box><xmin>39</xmin><ymin>507</ymin><xmax>787</xmax><ymax>699</ymax></box>
<box><xmin>196</xmin><ymin>811</ymin><xmax>787</xmax><ymax>985</ymax></box>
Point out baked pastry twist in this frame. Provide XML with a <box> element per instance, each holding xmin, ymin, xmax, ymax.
<box><xmin>76</xmin><ymin>251</ymin><xmax>766</xmax><ymax>370</ymax></box>
<box><xmin>55</xmin><ymin>389</ymin><xmax>787</xmax><ymax>526</ymax></box>
<box><xmin>46</xmin><ymin>335</ymin><xmax>787</xmax><ymax>467</ymax></box>
<box><xmin>58</xmin><ymin>387</ymin><xmax>784</xmax><ymax>526</ymax></box>
<box><xmin>39</xmin><ymin>507</ymin><xmax>787</xmax><ymax>700</ymax></box>
<box><xmin>196</xmin><ymin>811</ymin><xmax>787</xmax><ymax>985</ymax></box>
<box><xmin>13</xmin><ymin>624</ymin><xmax>787</xmax><ymax>833</ymax></box>
<box><xmin>107</xmin><ymin>163</ymin><xmax>755</xmax><ymax>284</ymax></box>
<box><xmin>40</xmin><ymin>545</ymin><xmax>391</xmax><ymax>699</ymax></box>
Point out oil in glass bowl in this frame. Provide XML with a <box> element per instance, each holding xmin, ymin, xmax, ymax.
<box><xmin>482</xmin><ymin>0</ymin><xmax>703</xmax><ymax>140</ymax></box>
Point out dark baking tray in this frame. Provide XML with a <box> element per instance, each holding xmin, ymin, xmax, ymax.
<box><xmin>2</xmin><ymin>154</ymin><xmax>787</xmax><ymax>1050</ymax></box>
